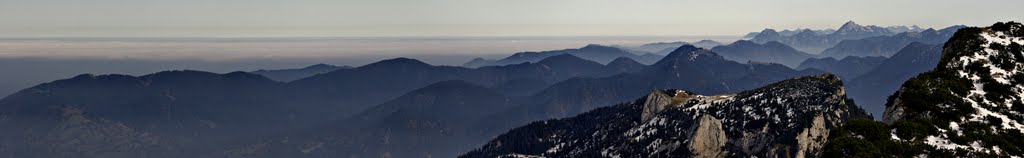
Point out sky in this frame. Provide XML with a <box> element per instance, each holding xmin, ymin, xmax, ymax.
<box><xmin>1</xmin><ymin>0</ymin><xmax>1022</xmax><ymax>37</ymax></box>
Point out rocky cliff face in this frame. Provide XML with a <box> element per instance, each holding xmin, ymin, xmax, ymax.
<box><xmin>461</xmin><ymin>74</ymin><xmax>869</xmax><ymax>158</ymax></box>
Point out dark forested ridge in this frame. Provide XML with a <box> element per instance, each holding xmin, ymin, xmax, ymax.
<box><xmin>0</xmin><ymin>54</ymin><xmax>644</xmax><ymax>157</ymax></box>
<box><xmin>846</xmin><ymin>43</ymin><xmax>945</xmax><ymax>117</ymax></box>
<box><xmin>796</xmin><ymin>56</ymin><xmax>887</xmax><ymax>80</ymax></box>
<box><xmin>711</xmin><ymin>40</ymin><xmax>816</xmax><ymax>68</ymax></box>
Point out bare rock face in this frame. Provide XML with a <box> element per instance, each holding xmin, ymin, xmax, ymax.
<box><xmin>689</xmin><ymin>115</ymin><xmax>727</xmax><ymax>158</ymax></box>
<box><xmin>794</xmin><ymin>114</ymin><xmax>829</xmax><ymax>158</ymax></box>
<box><xmin>641</xmin><ymin>90</ymin><xmax>674</xmax><ymax>121</ymax></box>
<box><xmin>736</xmin><ymin>125</ymin><xmax>772</xmax><ymax>154</ymax></box>
<box><xmin>881</xmin><ymin>89</ymin><xmax>907</xmax><ymax>125</ymax></box>
<box><xmin>642</xmin><ymin>90</ymin><xmax>700</xmax><ymax>121</ymax></box>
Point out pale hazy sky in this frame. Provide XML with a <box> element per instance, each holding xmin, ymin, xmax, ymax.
<box><xmin>1</xmin><ymin>0</ymin><xmax>1022</xmax><ymax>37</ymax></box>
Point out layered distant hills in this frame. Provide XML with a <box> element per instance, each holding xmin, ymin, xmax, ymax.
<box><xmin>0</xmin><ymin>44</ymin><xmax>821</xmax><ymax>157</ymax></box>
<box><xmin>710</xmin><ymin>40</ymin><xmax>815</xmax><ymax>68</ymax></box>
<box><xmin>0</xmin><ymin>53</ymin><xmax>650</xmax><ymax>157</ymax></box>
<box><xmin>626</xmin><ymin>40</ymin><xmax>725</xmax><ymax>55</ymax></box>
<box><xmin>2</xmin><ymin>21</ymin><xmax>1018</xmax><ymax>158</ymax></box>
<box><xmin>693</xmin><ymin>21</ymin><xmax>959</xmax><ymax>71</ymax></box>
<box><xmin>464</xmin><ymin>21</ymin><xmax>1024</xmax><ymax>158</ymax></box>
<box><xmin>752</xmin><ymin>21</ymin><xmax>939</xmax><ymax>54</ymax></box>
<box><xmin>846</xmin><ymin>42</ymin><xmax>944</xmax><ymax>117</ymax></box>
<box><xmin>204</xmin><ymin>45</ymin><xmax>821</xmax><ymax>158</ymax></box>
<box><xmin>796</xmin><ymin>56</ymin><xmax>887</xmax><ymax>79</ymax></box>
<box><xmin>462</xmin><ymin>44</ymin><xmax>664</xmax><ymax>68</ymax></box>
<box><xmin>820</xmin><ymin>25</ymin><xmax>966</xmax><ymax>58</ymax></box>
<box><xmin>250</xmin><ymin>64</ymin><xmax>351</xmax><ymax>82</ymax></box>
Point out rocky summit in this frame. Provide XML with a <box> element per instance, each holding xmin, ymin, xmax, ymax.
<box><xmin>461</xmin><ymin>74</ymin><xmax>870</xmax><ymax>158</ymax></box>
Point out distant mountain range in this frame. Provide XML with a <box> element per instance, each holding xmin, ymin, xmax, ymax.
<box><xmin>0</xmin><ymin>45</ymin><xmax>823</xmax><ymax>157</ymax></box>
<box><xmin>710</xmin><ymin>40</ymin><xmax>816</xmax><ymax>68</ymax></box>
<box><xmin>1</xmin><ymin>20</ymin><xmax>1018</xmax><ymax>158</ymax></box>
<box><xmin>463</xmin><ymin>21</ymin><xmax>1024</xmax><ymax>158</ymax></box>
<box><xmin>691</xmin><ymin>40</ymin><xmax>726</xmax><ymax>49</ymax></box>
<box><xmin>250</xmin><ymin>64</ymin><xmax>351</xmax><ymax>82</ymax></box>
<box><xmin>885</xmin><ymin>25</ymin><xmax>926</xmax><ymax>33</ymax></box>
<box><xmin>203</xmin><ymin>45</ymin><xmax>823</xmax><ymax>157</ymax></box>
<box><xmin>832</xmin><ymin>21</ymin><xmax>897</xmax><ymax>39</ymax></box>
<box><xmin>796</xmin><ymin>56</ymin><xmax>888</xmax><ymax>80</ymax></box>
<box><xmin>743</xmin><ymin>32</ymin><xmax>760</xmax><ymax>38</ymax></box>
<box><xmin>751</xmin><ymin>21</ymin><xmax>943</xmax><ymax>54</ymax></box>
<box><xmin>462</xmin><ymin>44</ymin><xmax>663</xmax><ymax>68</ymax></box>
<box><xmin>744</xmin><ymin>28</ymin><xmax>838</xmax><ymax>39</ymax></box>
<box><xmin>628</xmin><ymin>41</ymin><xmax>690</xmax><ymax>53</ymax></box>
<box><xmin>0</xmin><ymin>37</ymin><xmax>964</xmax><ymax>157</ymax></box>
<box><xmin>0</xmin><ymin>53</ymin><xmax>648</xmax><ymax>157</ymax></box>
<box><xmin>286</xmin><ymin>54</ymin><xmax>648</xmax><ymax>118</ymax></box>
<box><xmin>625</xmin><ymin>40</ymin><xmax>725</xmax><ymax>55</ymax></box>
<box><xmin>845</xmin><ymin>42</ymin><xmax>944</xmax><ymax>117</ymax></box>
<box><xmin>820</xmin><ymin>25</ymin><xmax>966</xmax><ymax>58</ymax></box>
<box><xmin>476</xmin><ymin>45</ymin><xmax>823</xmax><ymax>136</ymax></box>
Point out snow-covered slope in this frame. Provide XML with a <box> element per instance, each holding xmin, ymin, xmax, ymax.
<box><xmin>461</xmin><ymin>74</ymin><xmax>870</xmax><ymax>158</ymax></box>
<box><xmin>878</xmin><ymin>21</ymin><xmax>1024</xmax><ymax>157</ymax></box>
